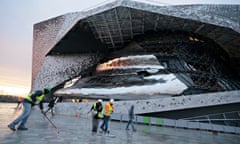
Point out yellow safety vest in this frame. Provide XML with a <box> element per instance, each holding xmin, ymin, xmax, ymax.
<box><xmin>93</xmin><ymin>103</ymin><xmax>103</xmax><ymax>118</ymax></box>
<box><xmin>25</xmin><ymin>91</ymin><xmax>44</xmax><ymax>105</ymax></box>
<box><xmin>93</xmin><ymin>103</ymin><xmax>97</xmax><ymax>109</ymax></box>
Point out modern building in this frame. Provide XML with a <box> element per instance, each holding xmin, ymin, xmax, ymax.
<box><xmin>32</xmin><ymin>0</ymin><xmax>240</xmax><ymax>127</ymax></box>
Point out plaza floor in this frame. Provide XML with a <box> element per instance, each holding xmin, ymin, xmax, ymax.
<box><xmin>0</xmin><ymin>103</ymin><xmax>240</xmax><ymax>144</ymax></box>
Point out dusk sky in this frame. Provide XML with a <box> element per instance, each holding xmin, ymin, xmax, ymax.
<box><xmin>0</xmin><ymin>0</ymin><xmax>239</xmax><ymax>96</ymax></box>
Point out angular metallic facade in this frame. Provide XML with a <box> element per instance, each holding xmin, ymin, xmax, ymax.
<box><xmin>32</xmin><ymin>0</ymin><xmax>240</xmax><ymax>127</ymax></box>
<box><xmin>32</xmin><ymin>0</ymin><xmax>240</xmax><ymax>91</ymax></box>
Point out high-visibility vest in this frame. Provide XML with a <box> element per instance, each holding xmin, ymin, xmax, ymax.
<box><xmin>25</xmin><ymin>91</ymin><xmax>44</xmax><ymax>105</ymax></box>
<box><xmin>103</xmin><ymin>102</ymin><xmax>114</xmax><ymax>116</ymax></box>
<box><xmin>93</xmin><ymin>103</ymin><xmax>97</xmax><ymax>110</ymax></box>
<box><xmin>93</xmin><ymin>103</ymin><xmax>103</xmax><ymax>118</ymax></box>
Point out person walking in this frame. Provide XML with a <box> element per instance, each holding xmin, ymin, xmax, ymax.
<box><xmin>89</xmin><ymin>99</ymin><xmax>103</xmax><ymax>133</ymax></box>
<box><xmin>100</xmin><ymin>99</ymin><xmax>114</xmax><ymax>133</ymax></box>
<box><xmin>126</xmin><ymin>105</ymin><xmax>136</xmax><ymax>131</ymax></box>
<box><xmin>8</xmin><ymin>86</ymin><xmax>51</xmax><ymax>131</ymax></box>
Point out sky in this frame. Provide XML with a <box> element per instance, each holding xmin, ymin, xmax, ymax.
<box><xmin>0</xmin><ymin>0</ymin><xmax>239</xmax><ymax>96</ymax></box>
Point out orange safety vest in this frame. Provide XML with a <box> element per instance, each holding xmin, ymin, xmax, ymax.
<box><xmin>103</xmin><ymin>102</ymin><xmax>114</xmax><ymax>116</ymax></box>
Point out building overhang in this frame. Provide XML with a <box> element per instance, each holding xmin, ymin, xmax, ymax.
<box><xmin>42</xmin><ymin>0</ymin><xmax>240</xmax><ymax>75</ymax></box>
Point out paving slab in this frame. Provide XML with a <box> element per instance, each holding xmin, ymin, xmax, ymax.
<box><xmin>1</xmin><ymin>103</ymin><xmax>240</xmax><ymax>144</ymax></box>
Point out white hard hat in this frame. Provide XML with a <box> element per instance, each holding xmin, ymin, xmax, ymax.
<box><xmin>110</xmin><ymin>98</ymin><xmax>114</xmax><ymax>103</ymax></box>
<box><xmin>97</xmin><ymin>99</ymin><xmax>103</xmax><ymax>102</ymax></box>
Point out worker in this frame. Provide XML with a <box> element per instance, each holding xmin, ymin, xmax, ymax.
<box><xmin>100</xmin><ymin>99</ymin><xmax>114</xmax><ymax>133</ymax></box>
<box><xmin>8</xmin><ymin>86</ymin><xmax>51</xmax><ymax>131</ymax></box>
<box><xmin>89</xmin><ymin>99</ymin><xmax>103</xmax><ymax>133</ymax></box>
<box><xmin>126</xmin><ymin>105</ymin><xmax>136</xmax><ymax>131</ymax></box>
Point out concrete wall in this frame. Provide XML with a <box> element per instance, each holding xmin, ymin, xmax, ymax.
<box><xmin>54</xmin><ymin>90</ymin><xmax>240</xmax><ymax>115</ymax></box>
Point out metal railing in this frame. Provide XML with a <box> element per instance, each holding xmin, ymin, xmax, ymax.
<box><xmin>110</xmin><ymin>113</ymin><xmax>240</xmax><ymax>135</ymax></box>
<box><xmin>181</xmin><ymin>111</ymin><xmax>240</xmax><ymax>127</ymax></box>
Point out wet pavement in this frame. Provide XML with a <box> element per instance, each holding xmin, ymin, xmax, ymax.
<box><xmin>0</xmin><ymin>103</ymin><xmax>240</xmax><ymax>144</ymax></box>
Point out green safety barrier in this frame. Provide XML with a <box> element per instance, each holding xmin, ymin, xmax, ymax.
<box><xmin>143</xmin><ymin>116</ymin><xmax>150</xmax><ymax>124</ymax></box>
<box><xmin>156</xmin><ymin>118</ymin><xmax>163</xmax><ymax>125</ymax></box>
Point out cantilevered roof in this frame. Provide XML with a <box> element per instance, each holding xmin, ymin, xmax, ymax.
<box><xmin>43</xmin><ymin>0</ymin><xmax>240</xmax><ymax>75</ymax></box>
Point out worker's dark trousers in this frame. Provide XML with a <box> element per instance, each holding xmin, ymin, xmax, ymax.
<box><xmin>92</xmin><ymin>118</ymin><xmax>100</xmax><ymax>132</ymax></box>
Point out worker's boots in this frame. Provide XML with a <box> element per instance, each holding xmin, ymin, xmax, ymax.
<box><xmin>8</xmin><ymin>124</ymin><xmax>16</xmax><ymax>131</ymax></box>
<box><xmin>17</xmin><ymin>126</ymin><xmax>28</xmax><ymax>130</ymax></box>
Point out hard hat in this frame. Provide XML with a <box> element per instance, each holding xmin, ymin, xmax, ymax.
<box><xmin>110</xmin><ymin>98</ymin><xmax>114</xmax><ymax>103</ymax></box>
<box><xmin>97</xmin><ymin>99</ymin><xmax>103</xmax><ymax>102</ymax></box>
<box><xmin>44</xmin><ymin>86</ymin><xmax>51</xmax><ymax>93</ymax></box>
